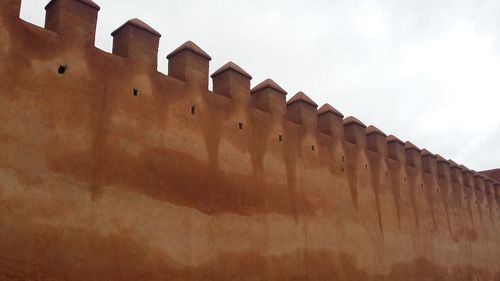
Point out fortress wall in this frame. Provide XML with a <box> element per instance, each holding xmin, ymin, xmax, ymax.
<box><xmin>0</xmin><ymin>0</ymin><xmax>499</xmax><ymax>280</ymax></box>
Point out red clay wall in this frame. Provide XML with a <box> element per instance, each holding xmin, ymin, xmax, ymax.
<box><xmin>482</xmin><ymin>169</ymin><xmax>500</xmax><ymax>183</ymax></box>
<box><xmin>1</xmin><ymin>0</ymin><xmax>500</xmax><ymax>280</ymax></box>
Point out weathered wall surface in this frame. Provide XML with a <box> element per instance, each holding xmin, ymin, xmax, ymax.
<box><xmin>1</xmin><ymin>0</ymin><xmax>499</xmax><ymax>280</ymax></box>
<box><xmin>481</xmin><ymin>170</ymin><xmax>500</xmax><ymax>183</ymax></box>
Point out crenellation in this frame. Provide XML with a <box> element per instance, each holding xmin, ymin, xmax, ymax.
<box><xmin>474</xmin><ymin>174</ymin><xmax>486</xmax><ymax>204</ymax></box>
<box><xmin>250</xmin><ymin>79</ymin><xmax>287</xmax><ymax>114</ymax></box>
<box><xmin>211</xmin><ymin>62</ymin><xmax>252</xmax><ymax>102</ymax></box>
<box><xmin>435</xmin><ymin>154</ymin><xmax>449</xmax><ymax>179</ymax></box>
<box><xmin>44</xmin><ymin>0</ymin><xmax>100</xmax><ymax>46</ymax></box>
<box><xmin>485</xmin><ymin>179</ymin><xmax>494</xmax><ymax>197</ymax></box>
<box><xmin>449</xmin><ymin>160</ymin><xmax>462</xmax><ymax>183</ymax></box>
<box><xmin>462</xmin><ymin>170</ymin><xmax>475</xmax><ymax>204</ymax></box>
<box><xmin>404</xmin><ymin>141</ymin><xmax>421</xmax><ymax>167</ymax></box>
<box><xmin>317</xmin><ymin>103</ymin><xmax>344</xmax><ymax>138</ymax></box>
<box><xmin>420</xmin><ymin>149</ymin><xmax>436</xmax><ymax>173</ymax></box>
<box><xmin>285</xmin><ymin>91</ymin><xmax>318</xmax><ymax>129</ymax></box>
<box><xmin>1</xmin><ymin>1</ymin><xmax>500</xmax><ymax>278</ymax></box>
<box><xmin>484</xmin><ymin>180</ymin><xmax>495</xmax><ymax>214</ymax></box>
<box><xmin>387</xmin><ymin>135</ymin><xmax>405</xmax><ymax>162</ymax></box>
<box><xmin>449</xmin><ymin>161</ymin><xmax>465</xmax><ymax>208</ymax></box>
<box><xmin>463</xmin><ymin>169</ymin><xmax>474</xmax><ymax>187</ymax></box>
<box><xmin>167</xmin><ymin>41</ymin><xmax>211</xmax><ymax>88</ymax></box>
<box><xmin>111</xmin><ymin>18</ymin><xmax>161</xmax><ymax>68</ymax></box>
<box><xmin>4</xmin><ymin>0</ymin><xmax>493</xmax><ymax>209</ymax></box>
<box><xmin>435</xmin><ymin>155</ymin><xmax>452</xmax><ymax>204</ymax></box>
<box><xmin>343</xmin><ymin>116</ymin><xmax>367</xmax><ymax>145</ymax></box>
<box><xmin>366</xmin><ymin>125</ymin><xmax>387</xmax><ymax>153</ymax></box>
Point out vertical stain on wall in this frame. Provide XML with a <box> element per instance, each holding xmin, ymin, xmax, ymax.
<box><xmin>1</xmin><ymin>2</ymin><xmax>500</xmax><ymax>280</ymax></box>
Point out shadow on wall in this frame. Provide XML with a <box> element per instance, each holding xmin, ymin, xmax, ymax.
<box><xmin>0</xmin><ymin>222</ymin><xmax>496</xmax><ymax>281</ymax></box>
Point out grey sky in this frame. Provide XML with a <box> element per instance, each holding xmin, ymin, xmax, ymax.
<box><xmin>20</xmin><ymin>0</ymin><xmax>500</xmax><ymax>170</ymax></box>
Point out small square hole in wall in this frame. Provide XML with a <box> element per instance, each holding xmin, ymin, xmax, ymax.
<box><xmin>58</xmin><ymin>65</ymin><xmax>67</xmax><ymax>74</ymax></box>
<box><xmin>133</xmin><ymin>89</ymin><xmax>139</xmax><ymax>96</ymax></box>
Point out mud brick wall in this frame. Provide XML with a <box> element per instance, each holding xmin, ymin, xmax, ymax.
<box><xmin>1</xmin><ymin>0</ymin><xmax>499</xmax><ymax>280</ymax></box>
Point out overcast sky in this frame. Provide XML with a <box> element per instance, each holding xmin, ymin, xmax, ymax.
<box><xmin>20</xmin><ymin>0</ymin><xmax>500</xmax><ymax>171</ymax></box>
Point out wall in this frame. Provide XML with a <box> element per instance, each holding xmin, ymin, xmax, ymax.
<box><xmin>1</xmin><ymin>0</ymin><xmax>499</xmax><ymax>280</ymax></box>
<box><xmin>481</xmin><ymin>169</ymin><xmax>500</xmax><ymax>182</ymax></box>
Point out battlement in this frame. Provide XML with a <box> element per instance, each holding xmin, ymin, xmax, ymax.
<box><xmin>2</xmin><ymin>0</ymin><xmax>500</xmax><ymax>279</ymax></box>
<box><xmin>2</xmin><ymin>0</ymin><xmax>499</xmax><ymax>201</ymax></box>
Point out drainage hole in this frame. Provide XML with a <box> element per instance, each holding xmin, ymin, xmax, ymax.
<box><xmin>58</xmin><ymin>65</ymin><xmax>67</xmax><ymax>74</ymax></box>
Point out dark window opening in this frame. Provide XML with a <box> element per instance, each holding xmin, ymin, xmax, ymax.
<box><xmin>133</xmin><ymin>89</ymin><xmax>139</xmax><ymax>96</ymax></box>
<box><xmin>58</xmin><ymin>65</ymin><xmax>67</xmax><ymax>74</ymax></box>
<box><xmin>239</xmin><ymin>123</ymin><xmax>243</xmax><ymax>130</ymax></box>
<box><xmin>311</xmin><ymin>146</ymin><xmax>315</xmax><ymax>151</ymax></box>
<box><xmin>191</xmin><ymin>106</ymin><xmax>196</xmax><ymax>115</ymax></box>
<box><xmin>278</xmin><ymin>135</ymin><xmax>283</xmax><ymax>142</ymax></box>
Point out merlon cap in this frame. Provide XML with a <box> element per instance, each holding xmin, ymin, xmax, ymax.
<box><xmin>366</xmin><ymin>125</ymin><xmax>386</xmax><ymax>137</ymax></box>
<box><xmin>461</xmin><ymin>165</ymin><xmax>473</xmax><ymax>174</ymax></box>
<box><xmin>318</xmin><ymin>103</ymin><xmax>344</xmax><ymax>118</ymax></box>
<box><xmin>435</xmin><ymin>154</ymin><xmax>448</xmax><ymax>163</ymax></box>
<box><xmin>404</xmin><ymin>141</ymin><xmax>421</xmax><ymax>151</ymax></box>
<box><xmin>167</xmin><ymin>41</ymin><xmax>212</xmax><ymax>60</ymax></box>
<box><xmin>111</xmin><ymin>18</ymin><xmax>161</xmax><ymax>37</ymax></box>
<box><xmin>211</xmin><ymin>62</ymin><xmax>252</xmax><ymax>79</ymax></box>
<box><xmin>251</xmin><ymin>79</ymin><xmax>287</xmax><ymax>95</ymax></box>
<box><xmin>46</xmin><ymin>0</ymin><xmax>101</xmax><ymax>10</ymax></box>
<box><xmin>287</xmin><ymin>92</ymin><xmax>318</xmax><ymax>107</ymax></box>
<box><xmin>343</xmin><ymin>116</ymin><xmax>367</xmax><ymax>128</ymax></box>
<box><xmin>485</xmin><ymin>178</ymin><xmax>495</xmax><ymax>183</ymax></box>
<box><xmin>473</xmin><ymin>172</ymin><xmax>484</xmax><ymax>179</ymax></box>
<box><xmin>420</xmin><ymin>149</ymin><xmax>435</xmax><ymax>157</ymax></box>
<box><xmin>387</xmin><ymin>135</ymin><xmax>404</xmax><ymax>145</ymax></box>
<box><xmin>448</xmin><ymin>159</ymin><xmax>460</xmax><ymax>168</ymax></box>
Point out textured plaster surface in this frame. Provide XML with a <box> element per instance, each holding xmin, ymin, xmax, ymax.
<box><xmin>0</xmin><ymin>1</ymin><xmax>499</xmax><ymax>280</ymax></box>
